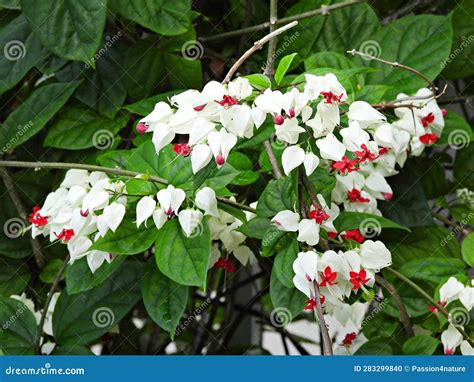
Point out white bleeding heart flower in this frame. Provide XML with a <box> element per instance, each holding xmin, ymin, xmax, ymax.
<box><xmin>136</xmin><ymin>196</ymin><xmax>157</xmax><ymax>227</ymax></box>
<box><xmin>282</xmin><ymin>88</ymin><xmax>309</xmax><ymax>117</ymax></box>
<box><xmin>304</xmin><ymin>73</ymin><xmax>347</xmax><ymax>102</ymax></box>
<box><xmin>190</xmin><ymin>144</ymin><xmax>213</xmax><ymax>174</ymax></box>
<box><xmin>459</xmin><ymin>287</ymin><xmax>474</xmax><ymax>311</ymax></box>
<box><xmin>254</xmin><ymin>89</ymin><xmax>284</xmax><ymax>115</ymax></box>
<box><xmin>348</xmin><ymin>101</ymin><xmax>386</xmax><ymax>129</ymax></box>
<box><xmin>251</xmin><ymin>107</ymin><xmax>266</xmax><ymax>128</ymax></box>
<box><xmin>282</xmin><ymin>145</ymin><xmax>305</xmax><ymax>175</ymax></box>
<box><xmin>316</xmin><ymin>133</ymin><xmax>346</xmax><ymax>161</ymax></box>
<box><xmin>275</xmin><ymin>118</ymin><xmax>305</xmax><ymax>144</ymax></box>
<box><xmin>178</xmin><ymin>209</ymin><xmax>204</xmax><ymax>237</ymax></box>
<box><xmin>441</xmin><ymin>324</ymin><xmax>463</xmax><ymax>355</ymax></box>
<box><xmin>220</xmin><ymin>104</ymin><xmax>253</xmax><ymax>138</ymax></box>
<box><xmin>157</xmin><ymin>185</ymin><xmax>186</xmax><ymax>216</ymax></box>
<box><xmin>360</xmin><ymin>240</ymin><xmax>392</xmax><ymax>272</ymax></box>
<box><xmin>153</xmin><ymin>209</ymin><xmax>168</xmax><ymax>230</ymax></box>
<box><xmin>297</xmin><ymin>218</ymin><xmax>320</xmax><ymax>246</ymax></box>
<box><xmin>189</xmin><ymin>117</ymin><xmax>216</xmax><ymax>145</ymax></box>
<box><xmin>102</xmin><ymin>202</ymin><xmax>126</xmax><ymax>232</ymax></box>
<box><xmin>207</xmin><ymin>129</ymin><xmax>238</xmax><ymax>167</ymax></box>
<box><xmin>228</xmin><ymin>77</ymin><xmax>252</xmax><ymax>100</ymax></box>
<box><xmin>138</xmin><ymin>101</ymin><xmax>173</xmax><ymax>132</ymax></box>
<box><xmin>61</xmin><ymin>169</ymin><xmax>90</xmax><ymax>188</ymax></box>
<box><xmin>292</xmin><ymin>251</ymin><xmax>319</xmax><ymax>297</ymax></box>
<box><xmin>152</xmin><ymin>124</ymin><xmax>175</xmax><ymax>153</ymax></box>
<box><xmin>364</xmin><ymin>172</ymin><xmax>393</xmax><ymax>200</ymax></box>
<box><xmin>82</xmin><ymin>186</ymin><xmax>110</xmax><ymax>212</ymax></box>
<box><xmin>340</xmin><ymin>121</ymin><xmax>370</xmax><ymax>152</ymax></box>
<box><xmin>271</xmin><ymin>210</ymin><xmax>300</xmax><ymax>232</ymax></box>
<box><xmin>460</xmin><ymin>340</ymin><xmax>474</xmax><ymax>356</ymax></box>
<box><xmin>195</xmin><ymin>187</ymin><xmax>219</xmax><ymax>217</ymax></box>
<box><xmin>304</xmin><ymin>152</ymin><xmax>320</xmax><ymax>176</ymax></box>
<box><xmin>67</xmin><ymin>236</ymin><xmax>93</xmax><ymax>263</ymax></box>
<box><xmin>439</xmin><ymin>277</ymin><xmax>464</xmax><ymax>305</ymax></box>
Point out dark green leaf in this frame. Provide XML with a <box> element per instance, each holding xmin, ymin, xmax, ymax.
<box><xmin>155</xmin><ymin>219</ymin><xmax>211</xmax><ymax>288</ymax></box>
<box><xmin>164</xmin><ymin>52</ymin><xmax>202</xmax><ymax>89</ymax></box>
<box><xmin>270</xmin><ymin>267</ymin><xmax>306</xmax><ymax>323</ymax></box>
<box><xmin>273</xmin><ymin>236</ymin><xmax>298</xmax><ymax>288</ymax></box>
<box><xmin>399</xmin><ymin>257</ymin><xmax>466</xmax><ymax>284</ymax></box>
<box><xmin>461</xmin><ymin>233</ymin><xmax>474</xmax><ymax>268</ymax></box>
<box><xmin>0</xmin><ymin>259</ymin><xmax>30</xmax><ymax>295</ymax></box>
<box><xmin>275</xmin><ymin>53</ymin><xmax>297</xmax><ymax>85</ymax></box>
<box><xmin>256</xmin><ymin>177</ymin><xmax>295</xmax><ymax>217</ymax></box>
<box><xmin>334</xmin><ymin>212</ymin><xmax>409</xmax><ymax>234</ymax></box>
<box><xmin>403</xmin><ymin>335</ymin><xmax>440</xmax><ymax>355</ymax></box>
<box><xmin>355</xmin><ymin>338</ymin><xmax>393</xmax><ymax>355</ymax></box>
<box><xmin>123</xmin><ymin>90</ymin><xmax>184</xmax><ymax>116</ymax></box>
<box><xmin>39</xmin><ymin>259</ymin><xmax>64</xmax><ymax>284</ymax></box>
<box><xmin>436</xmin><ymin>111</ymin><xmax>472</xmax><ymax>147</ymax></box>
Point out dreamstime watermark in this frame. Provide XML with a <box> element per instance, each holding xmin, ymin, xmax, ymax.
<box><xmin>448</xmin><ymin>129</ymin><xmax>471</xmax><ymax>150</ymax></box>
<box><xmin>3</xmin><ymin>217</ymin><xmax>25</xmax><ymax>239</ymax></box>
<box><xmin>440</xmin><ymin>212</ymin><xmax>473</xmax><ymax>247</ymax></box>
<box><xmin>360</xmin><ymin>296</ymin><xmax>389</xmax><ymax>328</ymax></box>
<box><xmin>449</xmin><ymin>307</ymin><xmax>470</xmax><ymax>326</ymax></box>
<box><xmin>174</xmin><ymin>297</ymin><xmax>211</xmax><ymax>337</ymax></box>
<box><xmin>358</xmin><ymin>40</ymin><xmax>382</xmax><ymax>60</ymax></box>
<box><xmin>261</xmin><ymin>31</ymin><xmax>301</xmax><ymax>72</ymax></box>
<box><xmin>92</xmin><ymin>129</ymin><xmax>115</xmax><ymax>150</ymax></box>
<box><xmin>1</xmin><ymin>120</ymin><xmax>34</xmax><ymax>154</ymax></box>
<box><xmin>270</xmin><ymin>307</ymin><xmax>292</xmax><ymax>327</ymax></box>
<box><xmin>181</xmin><ymin>40</ymin><xmax>204</xmax><ymax>61</ymax></box>
<box><xmin>440</xmin><ymin>35</ymin><xmax>474</xmax><ymax>69</ymax></box>
<box><xmin>1</xmin><ymin>302</ymin><xmax>28</xmax><ymax>333</ymax></box>
<box><xmin>4</xmin><ymin>40</ymin><xmax>26</xmax><ymax>61</ymax></box>
<box><xmin>85</xmin><ymin>32</ymin><xmax>122</xmax><ymax>69</ymax></box>
<box><xmin>92</xmin><ymin>307</ymin><xmax>115</xmax><ymax>328</ymax></box>
<box><xmin>359</xmin><ymin>217</ymin><xmax>382</xmax><ymax>239</ymax></box>
<box><xmin>5</xmin><ymin>363</ymin><xmax>85</xmax><ymax>376</ymax></box>
<box><xmin>262</xmin><ymin>225</ymin><xmax>282</xmax><ymax>247</ymax></box>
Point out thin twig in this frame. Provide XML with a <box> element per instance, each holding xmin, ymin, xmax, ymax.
<box><xmin>0</xmin><ymin>167</ymin><xmax>45</xmax><ymax>269</ymax></box>
<box><xmin>375</xmin><ymin>275</ymin><xmax>414</xmax><ymax>337</ymax></box>
<box><xmin>311</xmin><ymin>281</ymin><xmax>333</xmax><ymax>355</ymax></box>
<box><xmin>222</xmin><ymin>21</ymin><xmax>298</xmax><ymax>83</ymax></box>
<box><xmin>200</xmin><ymin>0</ymin><xmax>363</xmax><ymax>42</ymax></box>
<box><xmin>0</xmin><ymin>160</ymin><xmax>256</xmax><ymax>214</ymax></box>
<box><xmin>36</xmin><ymin>254</ymin><xmax>69</xmax><ymax>352</ymax></box>
<box><xmin>263</xmin><ymin>0</ymin><xmax>279</xmax><ymax>78</ymax></box>
<box><xmin>386</xmin><ymin>267</ymin><xmax>473</xmax><ymax>346</ymax></box>
<box><xmin>263</xmin><ymin>141</ymin><xmax>282</xmax><ymax>179</ymax></box>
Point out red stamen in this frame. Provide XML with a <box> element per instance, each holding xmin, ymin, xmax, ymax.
<box><xmin>28</xmin><ymin>206</ymin><xmax>48</xmax><ymax>227</ymax></box>
<box><xmin>173</xmin><ymin>143</ymin><xmax>192</xmax><ymax>157</ymax></box>
<box><xmin>349</xmin><ymin>269</ymin><xmax>369</xmax><ymax>290</ymax></box>
<box><xmin>347</xmin><ymin>189</ymin><xmax>370</xmax><ymax>203</ymax></box>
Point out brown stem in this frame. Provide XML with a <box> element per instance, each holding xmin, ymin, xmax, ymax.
<box><xmin>0</xmin><ymin>167</ymin><xmax>45</xmax><ymax>269</ymax></box>
<box><xmin>263</xmin><ymin>141</ymin><xmax>282</xmax><ymax>179</ymax></box>
<box><xmin>222</xmin><ymin>21</ymin><xmax>298</xmax><ymax>83</ymax></box>
<box><xmin>200</xmin><ymin>0</ymin><xmax>363</xmax><ymax>42</ymax></box>
<box><xmin>312</xmin><ymin>280</ymin><xmax>333</xmax><ymax>355</ymax></box>
<box><xmin>375</xmin><ymin>274</ymin><xmax>414</xmax><ymax>337</ymax></box>
<box><xmin>263</xmin><ymin>0</ymin><xmax>278</xmax><ymax>78</ymax></box>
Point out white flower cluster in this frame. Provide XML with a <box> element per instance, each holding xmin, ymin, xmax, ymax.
<box><xmin>29</xmin><ymin>169</ymin><xmax>127</xmax><ymax>272</ymax></box>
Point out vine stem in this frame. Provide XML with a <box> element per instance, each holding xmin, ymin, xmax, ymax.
<box><xmin>0</xmin><ymin>160</ymin><xmax>257</xmax><ymax>214</ymax></box>
<box><xmin>311</xmin><ymin>281</ymin><xmax>333</xmax><ymax>355</ymax></box>
<box><xmin>222</xmin><ymin>20</ymin><xmax>297</xmax><ymax>83</ymax></box>
<box><xmin>0</xmin><ymin>167</ymin><xmax>45</xmax><ymax>269</ymax></box>
<box><xmin>36</xmin><ymin>254</ymin><xmax>69</xmax><ymax>352</ymax></box>
<box><xmin>200</xmin><ymin>0</ymin><xmax>363</xmax><ymax>42</ymax></box>
<box><xmin>386</xmin><ymin>267</ymin><xmax>474</xmax><ymax>346</ymax></box>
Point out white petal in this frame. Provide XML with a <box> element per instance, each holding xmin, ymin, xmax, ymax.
<box><xmin>282</xmin><ymin>146</ymin><xmax>305</xmax><ymax>175</ymax></box>
<box><xmin>271</xmin><ymin>210</ymin><xmax>300</xmax><ymax>232</ymax></box>
<box><xmin>103</xmin><ymin>202</ymin><xmax>126</xmax><ymax>232</ymax></box>
<box><xmin>297</xmin><ymin>219</ymin><xmax>320</xmax><ymax>246</ymax></box>
<box><xmin>441</xmin><ymin>324</ymin><xmax>463</xmax><ymax>354</ymax></box>
<box><xmin>178</xmin><ymin>209</ymin><xmax>203</xmax><ymax>237</ymax></box>
<box><xmin>440</xmin><ymin>277</ymin><xmax>464</xmax><ymax>305</ymax></box>
<box><xmin>459</xmin><ymin>287</ymin><xmax>474</xmax><ymax>311</ymax></box>
<box><xmin>191</xmin><ymin>144</ymin><xmax>212</xmax><ymax>174</ymax></box>
<box><xmin>316</xmin><ymin>133</ymin><xmax>346</xmax><ymax>161</ymax></box>
<box><xmin>61</xmin><ymin>169</ymin><xmax>90</xmax><ymax>188</ymax></box>
<box><xmin>152</xmin><ymin>124</ymin><xmax>175</xmax><ymax>153</ymax></box>
<box><xmin>152</xmin><ymin>209</ymin><xmax>167</xmax><ymax>230</ymax></box>
<box><xmin>189</xmin><ymin>118</ymin><xmax>215</xmax><ymax>145</ymax></box>
<box><xmin>195</xmin><ymin>187</ymin><xmax>219</xmax><ymax>217</ymax></box>
<box><xmin>136</xmin><ymin>196</ymin><xmax>157</xmax><ymax>227</ymax></box>
<box><xmin>303</xmin><ymin>153</ymin><xmax>319</xmax><ymax>176</ymax></box>
<box><xmin>360</xmin><ymin>240</ymin><xmax>392</xmax><ymax>271</ymax></box>
<box><xmin>251</xmin><ymin>107</ymin><xmax>266</xmax><ymax>128</ymax></box>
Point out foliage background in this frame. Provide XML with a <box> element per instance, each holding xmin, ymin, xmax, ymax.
<box><xmin>0</xmin><ymin>0</ymin><xmax>473</xmax><ymax>355</ymax></box>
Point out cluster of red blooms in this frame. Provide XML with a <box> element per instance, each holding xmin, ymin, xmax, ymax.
<box><xmin>28</xmin><ymin>206</ymin><xmax>48</xmax><ymax>227</ymax></box>
<box><xmin>341</xmin><ymin>229</ymin><xmax>365</xmax><ymax>243</ymax></box>
<box><xmin>418</xmin><ymin>111</ymin><xmax>448</xmax><ymax>145</ymax></box>
<box><xmin>172</xmin><ymin>143</ymin><xmax>192</xmax><ymax>157</ymax></box>
<box><xmin>331</xmin><ymin>145</ymin><xmax>390</xmax><ymax>174</ymax></box>
<box><xmin>419</xmin><ymin>133</ymin><xmax>438</xmax><ymax>145</ymax></box>
<box><xmin>304</xmin><ymin>296</ymin><xmax>325</xmax><ymax>310</ymax></box>
<box><xmin>319</xmin><ymin>266</ymin><xmax>337</xmax><ymax>287</ymax></box>
<box><xmin>320</xmin><ymin>91</ymin><xmax>344</xmax><ymax>104</ymax></box>
<box><xmin>342</xmin><ymin>332</ymin><xmax>357</xmax><ymax>346</ymax></box>
<box><xmin>216</xmin><ymin>95</ymin><xmax>238</xmax><ymax>107</ymax></box>
<box><xmin>55</xmin><ymin>228</ymin><xmax>75</xmax><ymax>242</ymax></box>
<box><xmin>347</xmin><ymin>188</ymin><xmax>370</xmax><ymax>203</ymax></box>
<box><xmin>349</xmin><ymin>269</ymin><xmax>369</xmax><ymax>290</ymax></box>
<box><xmin>214</xmin><ymin>257</ymin><xmax>234</xmax><ymax>273</ymax></box>
<box><xmin>308</xmin><ymin>205</ymin><xmax>330</xmax><ymax>224</ymax></box>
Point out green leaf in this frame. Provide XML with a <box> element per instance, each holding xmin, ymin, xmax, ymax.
<box><xmin>0</xmin><ymin>0</ymin><xmax>20</xmax><ymax>9</ymax></box>
<box><xmin>403</xmin><ymin>335</ymin><xmax>440</xmax><ymax>355</ymax></box>
<box><xmin>91</xmin><ymin>219</ymin><xmax>159</xmax><ymax>255</ymax></box>
<box><xmin>334</xmin><ymin>212</ymin><xmax>409</xmax><ymax>234</ymax></box>
<box><xmin>201</xmin><ymin>163</ymin><xmax>241</xmax><ymax>190</ymax></box>
<box><xmin>237</xmin><ymin>217</ymin><xmax>271</xmax><ymax>240</ymax></box>
<box><xmin>39</xmin><ymin>259</ymin><xmax>64</xmax><ymax>284</ymax></box>
<box><xmin>385</xmin><ymin>226</ymin><xmax>462</xmax><ymax>267</ymax></box>
<box><xmin>237</xmin><ymin>120</ymin><xmax>273</xmax><ymax>149</ymax></box>
<box><xmin>443</xmin><ymin>1</ymin><xmax>474</xmax><ymax>79</ymax></box>
<box><xmin>97</xmin><ymin>150</ymin><xmax>131</xmax><ymax>169</ymax></box>
<box><xmin>436</xmin><ymin>111</ymin><xmax>472</xmax><ymax>147</ymax></box>
<box><xmin>66</xmin><ymin>255</ymin><xmax>127</xmax><ymax>295</ymax></box>
<box><xmin>305</xmin><ymin>51</ymin><xmax>356</xmax><ymax>72</ymax></box>
<box><xmin>123</xmin><ymin>90</ymin><xmax>184</xmax><ymax>116</ymax></box>
<box><xmin>0</xmin><ymin>259</ymin><xmax>30</xmax><ymax>296</ymax></box>
<box><xmin>275</xmin><ymin>53</ymin><xmax>297</xmax><ymax>85</ymax></box>
<box><xmin>307</xmin><ymin>167</ymin><xmax>337</xmax><ymax>205</ymax></box>
<box><xmin>273</xmin><ymin>236</ymin><xmax>298</xmax><ymax>288</ymax></box>
<box><xmin>256</xmin><ymin>177</ymin><xmax>295</xmax><ymax>217</ymax></box>
<box><xmin>52</xmin><ymin>261</ymin><xmax>142</xmax><ymax>346</ymax></box>
<box><xmin>356</xmin><ymin>84</ymin><xmax>392</xmax><ymax>104</ymax></box>
<box><xmin>1</xmin><ymin>82</ymin><xmax>80</xmax><ymax>151</ymax></box>
<box><xmin>164</xmin><ymin>52</ymin><xmax>202</xmax><ymax>89</ymax></box>
<box><xmin>128</xmin><ymin>141</ymin><xmax>193</xmax><ymax>188</ymax></box>
<box><xmin>45</xmin><ymin>107</ymin><xmax>128</xmax><ymax>150</ymax></box>
<box><xmin>461</xmin><ymin>233</ymin><xmax>474</xmax><ymax>268</ymax></box>
<box><xmin>362</xmin><ymin>313</ymin><xmax>398</xmax><ymax>340</ymax></box>
<box><xmin>141</xmin><ymin>260</ymin><xmax>188</xmax><ymax>337</ymax></box>
<box><xmin>109</xmin><ymin>0</ymin><xmax>192</xmax><ymax>36</ymax></box>
<box><xmin>155</xmin><ymin>219</ymin><xmax>211</xmax><ymax>288</ymax></box>
<box><xmin>270</xmin><ymin>267</ymin><xmax>306</xmax><ymax>323</ymax></box>
<box><xmin>315</xmin><ymin>3</ymin><xmax>379</xmax><ymax>56</ymax></box>
<box><xmin>0</xmin><ymin>15</ymin><xmax>47</xmax><ymax>95</ymax></box>
<box><xmin>399</xmin><ymin>257</ymin><xmax>466</xmax><ymax>285</ymax></box>
<box><xmin>365</xmin><ymin>14</ymin><xmax>453</xmax><ymax>98</ymax></box>
<box><xmin>123</xmin><ymin>38</ymin><xmax>166</xmax><ymax>100</ymax></box>
<box><xmin>20</xmin><ymin>0</ymin><xmax>106</xmax><ymax>63</ymax></box>
<box><xmin>0</xmin><ymin>296</ymin><xmax>38</xmax><ymax>354</ymax></box>
<box><xmin>242</xmin><ymin>74</ymin><xmax>271</xmax><ymax>90</ymax></box>
<box><xmin>227</xmin><ymin>152</ymin><xmax>259</xmax><ymax>186</ymax></box>
<box><xmin>261</xmin><ymin>226</ymin><xmax>286</xmax><ymax>257</ymax></box>
<box><xmin>355</xmin><ymin>338</ymin><xmax>393</xmax><ymax>355</ymax></box>
<box><xmin>454</xmin><ymin>144</ymin><xmax>474</xmax><ymax>190</ymax></box>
